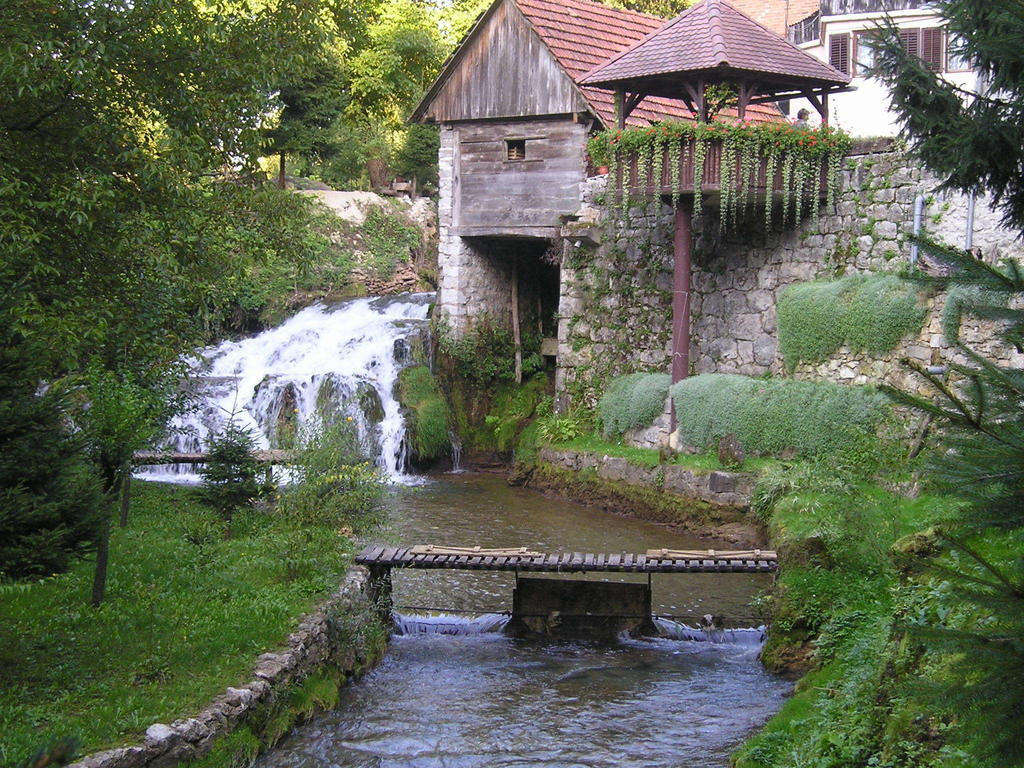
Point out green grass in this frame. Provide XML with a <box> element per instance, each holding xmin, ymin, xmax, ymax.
<box><xmin>550</xmin><ymin>434</ymin><xmax>776</xmax><ymax>473</ymax></box>
<box><xmin>0</xmin><ymin>482</ymin><xmax>356</xmax><ymax>767</ymax></box>
<box><xmin>397</xmin><ymin>366</ymin><xmax>450</xmax><ymax>460</ymax></box>
<box><xmin>735</xmin><ymin>472</ymin><xmax>976</xmax><ymax>768</ymax></box>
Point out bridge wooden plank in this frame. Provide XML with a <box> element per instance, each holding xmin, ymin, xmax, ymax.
<box><xmin>360</xmin><ymin>544</ymin><xmax>778</xmax><ymax>573</ymax></box>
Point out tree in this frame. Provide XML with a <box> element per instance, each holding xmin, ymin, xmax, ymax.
<box><xmin>870</xmin><ymin>1</ymin><xmax>1024</xmax><ymax>230</ymax></box>
<box><xmin>265</xmin><ymin>51</ymin><xmax>348</xmax><ymax>188</ymax></box>
<box><xmin>1</xmin><ymin>0</ymin><xmax>339</xmax><ymax>593</ymax></box>
<box><xmin>0</xmin><ymin>300</ymin><xmax>104</xmax><ymax>582</ymax></box>
<box><xmin>871</xmin><ymin>5</ymin><xmax>1024</xmax><ymax>762</ymax></box>
<box><xmin>198</xmin><ymin>420</ymin><xmax>262</xmax><ymax>527</ymax></box>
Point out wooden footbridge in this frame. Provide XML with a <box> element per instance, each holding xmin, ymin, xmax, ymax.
<box><xmin>357</xmin><ymin>545</ymin><xmax>778</xmax><ymax>637</ymax></box>
<box><xmin>356</xmin><ymin>545</ymin><xmax>778</xmax><ymax>574</ymax></box>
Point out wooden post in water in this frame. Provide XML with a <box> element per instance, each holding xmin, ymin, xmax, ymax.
<box><xmin>670</xmin><ymin>198</ymin><xmax>694</xmax><ymax>433</ymax></box>
<box><xmin>511</xmin><ymin>257</ymin><xmax>522</xmax><ymax>384</ymax></box>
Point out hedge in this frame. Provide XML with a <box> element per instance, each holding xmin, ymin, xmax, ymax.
<box><xmin>598</xmin><ymin>372</ymin><xmax>670</xmax><ymax>437</ymax></box>
<box><xmin>670</xmin><ymin>373</ymin><xmax>890</xmax><ymax>458</ymax></box>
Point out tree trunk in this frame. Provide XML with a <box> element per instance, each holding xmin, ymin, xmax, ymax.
<box><xmin>278</xmin><ymin>152</ymin><xmax>286</xmax><ymax>190</ymax></box>
<box><xmin>118</xmin><ymin>466</ymin><xmax>131</xmax><ymax>528</ymax></box>
<box><xmin>90</xmin><ymin>510</ymin><xmax>111</xmax><ymax>608</ymax></box>
<box><xmin>91</xmin><ymin>461</ymin><xmax>121</xmax><ymax>607</ymax></box>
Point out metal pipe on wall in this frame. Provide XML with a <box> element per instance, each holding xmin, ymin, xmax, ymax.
<box><xmin>910</xmin><ymin>194</ymin><xmax>925</xmax><ymax>269</ymax></box>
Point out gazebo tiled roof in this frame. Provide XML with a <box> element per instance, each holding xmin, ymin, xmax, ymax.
<box><xmin>582</xmin><ymin>0</ymin><xmax>851</xmax><ymax>95</ymax></box>
<box><xmin>515</xmin><ymin>0</ymin><xmax>781</xmax><ymax>125</ymax></box>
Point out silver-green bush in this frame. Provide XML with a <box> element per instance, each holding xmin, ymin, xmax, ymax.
<box><xmin>598</xmin><ymin>372</ymin><xmax>671</xmax><ymax>437</ymax></box>
<box><xmin>671</xmin><ymin>374</ymin><xmax>889</xmax><ymax>457</ymax></box>
<box><xmin>777</xmin><ymin>274</ymin><xmax>926</xmax><ymax>371</ymax></box>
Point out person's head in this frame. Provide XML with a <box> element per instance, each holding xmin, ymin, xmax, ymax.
<box><xmin>796</xmin><ymin>108</ymin><xmax>810</xmax><ymax>121</ymax></box>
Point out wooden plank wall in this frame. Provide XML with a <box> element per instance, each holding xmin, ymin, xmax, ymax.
<box><xmin>455</xmin><ymin>118</ymin><xmax>587</xmax><ymax>231</ymax></box>
<box><xmin>421</xmin><ymin>0</ymin><xmax>589</xmax><ymax>123</ymax></box>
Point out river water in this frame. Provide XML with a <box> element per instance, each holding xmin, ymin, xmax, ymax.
<box><xmin>257</xmin><ymin>474</ymin><xmax>789</xmax><ymax>768</ymax></box>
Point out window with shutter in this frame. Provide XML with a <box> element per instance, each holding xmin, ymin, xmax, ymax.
<box><xmin>898</xmin><ymin>29</ymin><xmax>920</xmax><ymax>58</ymax></box>
<box><xmin>829</xmin><ymin>33</ymin><xmax>851</xmax><ymax>75</ymax></box>
<box><xmin>921</xmin><ymin>28</ymin><xmax>945</xmax><ymax>70</ymax></box>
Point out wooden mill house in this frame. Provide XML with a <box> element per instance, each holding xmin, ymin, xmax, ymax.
<box><xmin>412</xmin><ymin>0</ymin><xmax>723</xmax><ymax>369</ymax></box>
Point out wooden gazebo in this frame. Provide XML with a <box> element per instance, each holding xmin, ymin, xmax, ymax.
<box><xmin>580</xmin><ymin>0</ymin><xmax>852</xmax><ymax>419</ymax></box>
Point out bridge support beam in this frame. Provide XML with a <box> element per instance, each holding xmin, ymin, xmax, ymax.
<box><xmin>366</xmin><ymin>565</ymin><xmax>393</xmax><ymax>626</ymax></box>
<box><xmin>508</xmin><ymin>577</ymin><xmax>657</xmax><ymax>638</ymax></box>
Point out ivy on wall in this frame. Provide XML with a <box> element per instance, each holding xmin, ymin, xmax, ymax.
<box><xmin>588</xmin><ymin>120</ymin><xmax>851</xmax><ymax>230</ymax></box>
<box><xmin>777</xmin><ymin>274</ymin><xmax>927</xmax><ymax>371</ymax></box>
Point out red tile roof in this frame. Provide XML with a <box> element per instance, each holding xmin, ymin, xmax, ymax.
<box><xmin>516</xmin><ymin>0</ymin><xmax>782</xmax><ymax>126</ymax></box>
<box><xmin>583</xmin><ymin>0</ymin><xmax>850</xmax><ymax>90</ymax></box>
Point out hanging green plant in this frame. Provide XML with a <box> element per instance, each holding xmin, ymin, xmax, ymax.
<box><xmin>588</xmin><ymin>119</ymin><xmax>851</xmax><ymax>231</ymax></box>
<box><xmin>764</xmin><ymin>150</ymin><xmax>778</xmax><ymax>231</ymax></box>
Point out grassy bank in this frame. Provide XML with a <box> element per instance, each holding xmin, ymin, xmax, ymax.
<box><xmin>734</xmin><ymin>464</ymin><xmax>1014</xmax><ymax>767</ymax></box>
<box><xmin>549</xmin><ymin>434</ymin><xmax>776</xmax><ymax>473</ymax></box>
<box><xmin>0</xmin><ymin>482</ymin><xmax>358</xmax><ymax>767</ymax></box>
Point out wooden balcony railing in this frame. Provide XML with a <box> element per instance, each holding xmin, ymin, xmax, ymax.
<box><xmin>613</xmin><ymin>138</ymin><xmax>829</xmax><ymax>202</ymax></box>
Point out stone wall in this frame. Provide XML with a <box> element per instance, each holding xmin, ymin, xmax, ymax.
<box><xmin>69</xmin><ymin>567</ymin><xmax>383</xmax><ymax>768</ymax></box>
<box><xmin>530</xmin><ymin>449</ymin><xmax>762</xmax><ymax>545</ymax></box>
<box><xmin>555</xmin><ymin>139</ymin><xmax>1024</xmax><ymax>410</ymax></box>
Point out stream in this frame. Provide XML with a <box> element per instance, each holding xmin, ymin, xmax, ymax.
<box><xmin>150</xmin><ymin>293</ymin><xmax>790</xmax><ymax>766</ymax></box>
<box><xmin>256</xmin><ymin>475</ymin><xmax>790</xmax><ymax>768</ymax></box>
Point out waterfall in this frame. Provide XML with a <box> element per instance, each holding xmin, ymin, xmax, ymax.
<box><xmin>139</xmin><ymin>293</ymin><xmax>434</xmax><ymax>484</ymax></box>
<box><xmin>392</xmin><ymin>612</ymin><xmax>512</xmax><ymax>636</ymax></box>
<box><xmin>652</xmin><ymin>617</ymin><xmax>767</xmax><ymax>647</ymax></box>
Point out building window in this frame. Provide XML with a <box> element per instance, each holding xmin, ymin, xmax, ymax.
<box><xmin>506</xmin><ymin>139</ymin><xmax>526</xmax><ymax>161</ymax></box>
<box><xmin>829</xmin><ymin>33</ymin><xmax>850</xmax><ymax>75</ymax></box>
<box><xmin>853</xmin><ymin>31</ymin><xmax>875</xmax><ymax>76</ymax></box>
<box><xmin>947</xmin><ymin>33</ymin><xmax>971</xmax><ymax>72</ymax></box>
<box><xmin>898</xmin><ymin>27</ymin><xmax>946</xmax><ymax>71</ymax></box>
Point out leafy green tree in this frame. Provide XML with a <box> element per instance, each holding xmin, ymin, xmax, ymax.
<box><xmin>265</xmin><ymin>51</ymin><xmax>348</xmax><ymax>188</ymax></box>
<box><xmin>871</xmin><ymin>6</ymin><xmax>1024</xmax><ymax>761</ymax></box>
<box><xmin>1</xmin><ymin>0</ymin><xmax>339</xmax><ymax>599</ymax></box>
<box><xmin>602</xmin><ymin>0</ymin><xmax>691</xmax><ymax>17</ymax></box>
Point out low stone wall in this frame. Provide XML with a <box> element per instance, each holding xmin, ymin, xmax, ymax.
<box><xmin>531</xmin><ymin>449</ymin><xmax>762</xmax><ymax>545</ymax></box>
<box><xmin>70</xmin><ymin>567</ymin><xmax>383</xmax><ymax>768</ymax></box>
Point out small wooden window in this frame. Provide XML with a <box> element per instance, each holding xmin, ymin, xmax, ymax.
<box><xmin>921</xmin><ymin>27</ymin><xmax>945</xmax><ymax>71</ymax></box>
<box><xmin>829</xmin><ymin>33</ymin><xmax>851</xmax><ymax>76</ymax></box>
<box><xmin>506</xmin><ymin>139</ymin><xmax>526</xmax><ymax>161</ymax></box>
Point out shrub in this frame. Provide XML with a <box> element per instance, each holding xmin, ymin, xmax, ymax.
<box><xmin>279</xmin><ymin>420</ymin><xmax>384</xmax><ymax>530</ymax></box>
<box><xmin>777</xmin><ymin>273</ymin><xmax>926</xmax><ymax>370</ymax></box>
<box><xmin>198</xmin><ymin>420</ymin><xmax>262</xmax><ymax>524</ymax></box>
<box><xmin>359</xmin><ymin>206</ymin><xmax>420</xmax><ymax>280</ymax></box>
<box><xmin>397</xmin><ymin>365</ymin><xmax>450</xmax><ymax>460</ymax></box>
<box><xmin>671</xmin><ymin>374</ymin><xmax>890</xmax><ymax>458</ymax></box>
<box><xmin>598</xmin><ymin>372</ymin><xmax>671</xmax><ymax>437</ymax></box>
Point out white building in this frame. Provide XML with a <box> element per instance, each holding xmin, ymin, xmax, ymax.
<box><xmin>785</xmin><ymin>0</ymin><xmax>977</xmax><ymax>136</ymax></box>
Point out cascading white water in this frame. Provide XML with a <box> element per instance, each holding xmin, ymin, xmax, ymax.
<box><xmin>652</xmin><ymin>616</ymin><xmax>767</xmax><ymax>646</ymax></box>
<box><xmin>139</xmin><ymin>292</ymin><xmax>435</xmax><ymax>484</ymax></box>
<box><xmin>392</xmin><ymin>612</ymin><xmax>512</xmax><ymax>636</ymax></box>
